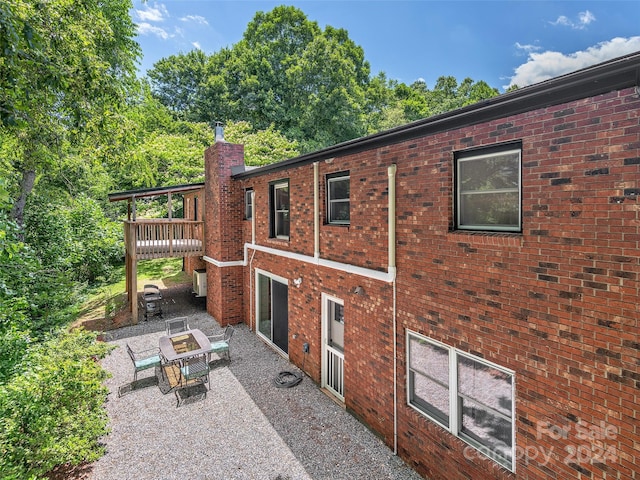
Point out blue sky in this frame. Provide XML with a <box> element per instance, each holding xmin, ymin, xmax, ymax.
<box><xmin>131</xmin><ymin>1</ymin><xmax>640</xmax><ymax>91</ymax></box>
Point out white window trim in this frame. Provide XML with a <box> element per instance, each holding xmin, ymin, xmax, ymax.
<box><xmin>327</xmin><ymin>174</ymin><xmax>350</xmax><ymax>225</ymax></box>
<box><xmin>273</xmin><ymin>181</ymin><xmax>289</xmax><ymax>239</ymax></box>
<box><xmin>455</xmin><ymin>147</ymin><xmax>522</xmax><ymax>232</ymax></box>
<box><xmin>406</xmin><ymin>330</ymin><xmax>516</xmax><ymax>472</ymax></box>
<box><xmin>245</xmin><ymin>189</ymin><xmax>253</xmax><ymax>220</ymax></box>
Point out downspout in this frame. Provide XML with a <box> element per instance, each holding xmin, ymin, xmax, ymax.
<box><xmin>313</xmin><ymin>162</ymin><xmax>320</xmax><ymax>259</ymax></box>
<box><xmin>250</xmin><ymin>190</ymin><xmax>256</xmax><ymax>332</ymax></box>
<box><xmin>251</xmin><ymin>190</ymin><xmax>256</xmax><ymax>245</ymax></box>
<box><xmin>388</xmin><ymin>164</ymin><xmax>398</xmax><ymax>455</ymax></box>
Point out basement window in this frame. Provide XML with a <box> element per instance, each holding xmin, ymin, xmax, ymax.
<box><xmin>454</xmin><ymin>143</ymin><xmax>521</xmax><ymax>232</ymax></box>
<box><xmin>407</xmin><ymin>330</ymin><xmax>515</xmax><ymax>471</ymax></box>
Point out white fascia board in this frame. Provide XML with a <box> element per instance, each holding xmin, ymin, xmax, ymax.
<box><xmin>203</xmin><ymin>244</ymin><xmax>394</xmax><ymax>283</ymax></box>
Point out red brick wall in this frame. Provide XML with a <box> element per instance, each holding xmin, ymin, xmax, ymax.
<box><xmin>214</xmin><ymin>87</ymin><xmax>639</xmax><ymax>480</ymax></box>
<box><xmin>393</xmin><ymin>88</ymin><xmax>639</xmax><ymax>480</ymax></box>
<box><xmin>204</xmin><ymin>142</ymin><xmax>245</xmax><ymax>325</ymax></box>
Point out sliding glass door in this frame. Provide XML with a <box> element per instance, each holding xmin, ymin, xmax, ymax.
<box><xmin>256</xmin><ymin>271</ymin><xmax>289</xmax><ymax>354</ymax></box>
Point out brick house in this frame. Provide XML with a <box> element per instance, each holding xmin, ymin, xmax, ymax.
<box><xmin>190</xmin><ymin>52</ymin><xmax>639</xmax><ymax>479</ymax></box>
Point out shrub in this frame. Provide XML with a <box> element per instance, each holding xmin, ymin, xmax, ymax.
<box><xmin>0</xmin><ymin>329</ymin><xmax>114</xmax><ymax>479</ymax></box>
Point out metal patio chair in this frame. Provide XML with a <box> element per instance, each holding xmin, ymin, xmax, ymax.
<box><xmin>126</xmin><ymin>343</ymin><xmax>161</xmax><ymax>382</ymax></box>
<box><xmin>165</xmin><ymin>316</ymin><xmax>189</xmax><ymax>335</ymax></box>
<box><xmin>206</xmin><ymin>325</ymin><xmax>235</xmax><ymax>362</ymax></box>
<box><xmin>175</xmin><ymin>354</ymin><xmax>210</xmax><ymax>407</ymax></box>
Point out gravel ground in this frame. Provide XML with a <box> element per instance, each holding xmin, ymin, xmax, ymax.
<box><xmin>89</xmin><ymin>307</ymin><xmax>423</xmax><ymax>480</ymax></box>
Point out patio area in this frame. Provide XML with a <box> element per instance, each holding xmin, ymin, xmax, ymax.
<box><xmin>88</xmin><ymin>311</ymin><xmax>423</xmax><ymax>480</ymax></box>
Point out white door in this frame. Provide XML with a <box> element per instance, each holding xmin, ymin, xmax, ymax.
<box><xmin>321</xmin><ymin>293</ymin><xmax>345</xmax><ymax>401</ymax></box>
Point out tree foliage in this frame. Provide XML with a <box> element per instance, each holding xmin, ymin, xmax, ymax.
<box><xmin>1</xmin><ymin>0</ymin><xmax>140</xmax><ymax>225</ymax></box>
<box><xmin>225</xmin><ymin>121</ymin><xmax>299</xmax><ymax>166</ymax></box>
<box><xmin>148</xmin><ymin>6</ymin><xmax>372</xmax><ymax>153</ymax></box>
<box><xmin>0</xmin><ymin>329</ymin><xmax>113</xmax><ymax>479</ymax></box>
<box><xmin>147</xmin><ymin>6</ymin><xmax>500</xmax><ymax>153</ymax></box>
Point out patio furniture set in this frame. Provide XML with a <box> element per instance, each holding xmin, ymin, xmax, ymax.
<box><xmin>125</xmin><ymin>316</ymin><xmax>234</xmax><ymax>406</ymax></box>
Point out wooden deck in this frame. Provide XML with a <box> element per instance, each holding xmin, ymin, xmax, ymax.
<box><xmin>125</xmin><ymin>220</ymin><xmax>204</xmax><ymax>260</ymax></box>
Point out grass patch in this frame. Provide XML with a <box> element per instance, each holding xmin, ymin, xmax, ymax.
<box><xmin>76</xmin><ymin>258</ymin><xmax>189</xmax><ymax>322</ymax></box>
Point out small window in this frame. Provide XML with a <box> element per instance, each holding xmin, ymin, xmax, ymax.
<box><xmin>269</xmin><ymin>180</ymin><xmax>289</xmax><ymax>239</ymax></box>
<box><xmin>245</xmin><ymin>189</ymin><xmax>253</xmax><ymax>220</ymax></box>
<box><xmin>407</xmin><ymin>330</ymin><xmax>515</xmax><ymax>471</ymax></box>
<box><xmin>455</xmin><ymin>144</ymin><xmax>521</xmax><ymax>232</ymax></box>
<box><xmin>327</xmin><ymin>172</ymin><xmax>350</xmax><ymax>224</ymax></box>
<box><xmin>327</xmin><ymin>298</ymin><xmax>344</xmax><ymax>351</ymax></box>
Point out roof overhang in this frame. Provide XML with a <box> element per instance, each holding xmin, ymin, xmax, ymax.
<box><xmin>108</xmin><ymin>183</ymin><xmax>205</xmax><ymax>202</ymax></box>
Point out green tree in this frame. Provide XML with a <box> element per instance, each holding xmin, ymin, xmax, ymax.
<box><xmin>1</xmin><ymin>0</ymin><xmax>140</xmax><ymax>226</ymax></box>
<box><xmin>147</xmin><ymin>49</ymin><xmax>209</xmax><ymax>120</ymax></box>
<box><xmin>225</xmin><ymin>121</ymin><xmax>299</xmax><ymax>166</ymax></box>
<box><xmin>148</xmin><ymin>6</ymin><xmax>372</xmax><ymax>152</ymax></box>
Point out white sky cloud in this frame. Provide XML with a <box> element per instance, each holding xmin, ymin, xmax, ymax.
<box><xmin>136</xmin><ymin>22</ymin><xmax>170</xmax><ymax>40</ymax></box>
<box><xmin>550</xmin><ymin>10</ymin><xmax>596</xmax><ymax>30</ymax></box>
<box><xmin>181</xmin><ymin>15</ymin><xmax>209</xmax><ymax>26</ymax></box>
<box><xmin>135</xmin><ymin>3</ymin><xmax>169</xmax><ymax>23</ymax></box>
<box><xmin>192</xmin><ymin>41</ymin><xmax>202</xmax><ymax>50</ymax></box>
<box><xmin>515</xmin><ymin>42</ymin><xmax>542</xmax><ymax>54</ymax></box>
<box><xmin>506</xmin><ymin>37</ymin><xmax>640</xmax><ymax>88</ymax></box>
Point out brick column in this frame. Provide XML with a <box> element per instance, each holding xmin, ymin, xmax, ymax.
<box><xmin>204</xmin><ymin>141</ymin><xmax>245</xmax><ymax>326</ymax></box>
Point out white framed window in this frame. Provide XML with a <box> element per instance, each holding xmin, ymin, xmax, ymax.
<box><xmin>455</xmin><ymin>144</ymin><xmax>521</xmax><ymax>232</ymax></box>
<box><xmin>244</xmin><ymin>188</ymin><xmax>253</xmax><ymax>220</ymax></box>
<box><xmin>327</xmin><ymin>172</ymin><xmax>350</xmax><ymax>224</ymax></box>
<box><xmin>407</xmin><ymin>330</ymin><xmax>515</xmax><ymax>471</ymax></box>
<box><xmin>269</xmin><ymin>180</ymin><xmax>289</xmax><ymax>239</ymax></box>
<box><xmin>245</xmin><ymin>189</ymin><xmax>253</xmax><ymax>220</ymax></box>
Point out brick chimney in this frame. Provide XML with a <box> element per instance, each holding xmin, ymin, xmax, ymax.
<box><xmin>203</xmin><ymin>132</ymin><xmax>245</xmax><ymax>326</ymax></box>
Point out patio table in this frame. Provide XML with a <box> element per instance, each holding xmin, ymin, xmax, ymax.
<box><xmin>159</xmin><ymin>328</ymin><xmax>210</xmax><ymax>362</ymax></box>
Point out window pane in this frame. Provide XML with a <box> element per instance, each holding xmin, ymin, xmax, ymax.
<box><xmin>458</xmin><ymin>355</ymin><xmax>513</xmax><ymax>464</ymax></box>
<box><xmin>330</xmin><ymin>201</ymin><xmax>350</xmax><ymax>222</ymax></box>
<box><xmin>410</xmin><ymin>371</ymin><xmax>450</xmax><ymax>426</ymax></box>
<box><xmin>276</xmin><ymin>211</ymin><xmax>289</xmax><ymax>237</ymax></box>
<box><xmin>328</xmin><ymin>300</ymin><xmax>344</xmax><ymax>351</ymax></box>
<box><xmin>245</xmin><ymin>191</ymin><xmax>253</xmax><ymax>219</ymax></box>
<box><xmin>459</xmin><ymin>191</ymin><xmax>519</xmax><ymax>227</ymax></box>
<box><xmin>458</xmin><ymin>355</ymin><xmax>512</xmax><ymax>416</ymax></box>
<box><xmin>329</xmin><ymin>178</ymin><xmax>350</xmax><ymax>200</ymax></box>
<box><xmin>457</xmin><ymin>150</ymin><xmax>520</xmax><ymax>230</ymax></box>
<box><xmin>459</xmin><ymin>153</ymin><xmax>519</xmax><ymax>192</ymax></box>
<box><xmin>408</xmin><ymin>336</ymin><xmax>450</xmax><ymax>426</ymax></box>
<box><xmin>459</xmin><ymin>397</ymin><xmax>513</xmax><ymax>463</ymax></box>
<box><xmin>257</xmin><ymin>274</ymin><xmax>271</xmax><ymax>340</ymax></box>
<box><xmin>410</xmin><ymin>337</ymin><xmax>449</xmax><ymax>385</ymax></box>
<box><xmin>275</xmin><ymin>185</ymin><xmax>289</xmax><ymax>210</ymax></box>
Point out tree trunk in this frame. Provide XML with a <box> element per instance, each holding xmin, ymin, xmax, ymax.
<box><xmin>11</xmin><ymin>169</ymin><xmax>36</xmax><ymax>229</ymax></box>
